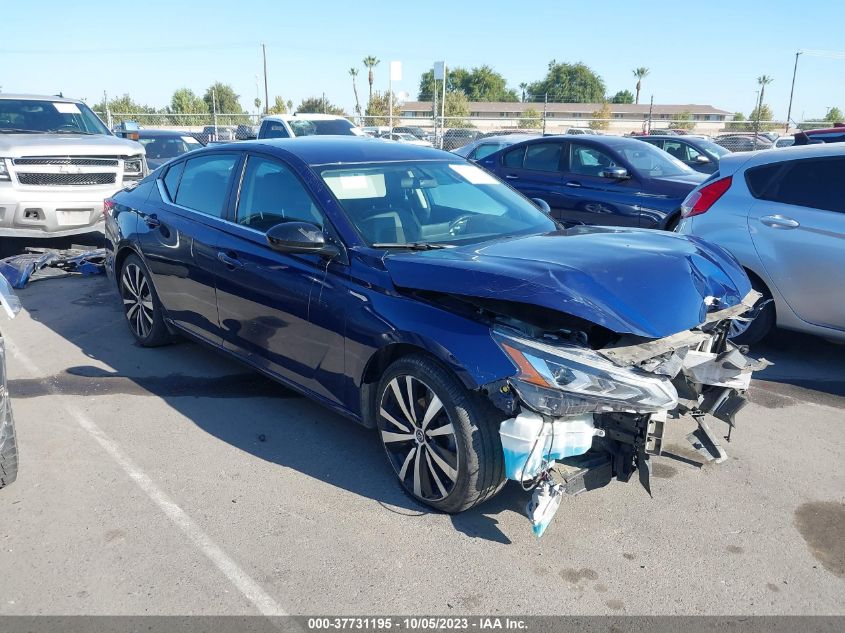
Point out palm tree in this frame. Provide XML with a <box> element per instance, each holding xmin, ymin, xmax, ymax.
<box><xmin>756</xmin><ymin>74</ymin><xmax>774</xmax><ymax>110</ymax></box>
<box><xmin>362</xmin><ymin>56</ymin><xmax>380</xmax><ymax>104</ymax></box>
<box><xmin>349</xmin><ymin>68</ymin><xmax>361</xmax><ymax>118</ymax></box>
<box><xmin>519</xmin><ymin>82</ymin><xmax>528</xmax><ymax>102</ymax></box>
<box><xmin>633</xmin><ymin>67</ymin><xmax>650</xmax><ymax>105</ymax></box>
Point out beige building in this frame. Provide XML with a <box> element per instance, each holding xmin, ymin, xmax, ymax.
<box><xmin>399</xmin><ymin>101</ymin><xmax>733</xmax><ymax>134</ymax></box>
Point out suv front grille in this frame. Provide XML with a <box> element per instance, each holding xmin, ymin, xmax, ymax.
<box><xmin>17</xmin><ymin>173</ymin><xmax>116</xmax><ymax>186</ymax></box>
<box><xmin>13</xmin><ymin>157</ymin><xmax>120</xmax><ymax>167</ymax></box>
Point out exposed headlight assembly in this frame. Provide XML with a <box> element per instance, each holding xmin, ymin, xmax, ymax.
<box><xmin>493</xmin><ymin>329</ymin><xmax>678</xmax><ymax>416</ymax></box>
<box><xmin>0</xmin><ymin>158</ymin><xmax>10</xmax><ymax>181</ymax></box>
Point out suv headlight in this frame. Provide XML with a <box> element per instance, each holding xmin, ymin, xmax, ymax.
<box><xmin>493</xmin><ymin>329</ymin><xmax>678</xmax><ymax>416</ymax></box>
<box><xmin>0</xmin><ymin>158</ymin><xmax>10</xmax><ymax>181</ymax></box>
<box><xmin>123</xmin><ymin>156</ymin><xmax>144</xmax><ymax>178</ymax></box>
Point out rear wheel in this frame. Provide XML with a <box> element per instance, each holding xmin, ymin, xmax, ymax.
<box><xmin>120</xmin><ymin>254</ymin><xmax>171</xmax><ymax>347</ymax></box>
<box><xmin>375</xmin><ymin>355</ymin><xmax>505</xmax><ymax>513</ymax></box>
<box><xmin>729</xmin><ymin>277</ymin><xmax>775</xmax><ymax>346</ymax></box>
<box><xmin>0</xmin><ymin>347</ymin><xmax>18</xmax><ymax>489</ymax></box>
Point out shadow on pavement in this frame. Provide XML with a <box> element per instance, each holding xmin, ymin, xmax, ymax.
<box><xmin>10</xmin><ymin>275</ymin><xmax>527</xmax><ymax>542</ymax></box>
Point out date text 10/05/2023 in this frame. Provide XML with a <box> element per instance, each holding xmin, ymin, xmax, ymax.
<box><xmin>306</xmin><ymin>617</ymin><xmax>528</xmax><ymax>630</ymax></box>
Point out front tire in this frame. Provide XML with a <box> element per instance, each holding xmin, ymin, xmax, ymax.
<box><xmin>375</xmin><ymin>354</ymin><xmax>505</xmax><ymax>513</ymax></box>
<box><xmin>119</xmin><ymin>254</ymin><xmax>170</xmax><ymax>347</ymax></box>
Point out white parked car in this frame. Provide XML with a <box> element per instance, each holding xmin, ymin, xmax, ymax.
<box><xmin>678</xmin><ymin>143</ymin><xmax>845</xmax><ymax>344</ymax></box>
<box><xmin>0</xmin><ymin>94</ymin><xmax>147</xmax><ymax>238</ymax></box>
<box><xmin>257</xmin><ymin>113</ymin><xmax>365</xmax><ymax>139</ymax></box>
<box><xmin>383</xmin><ymin>132</ymin><xmax>433</xmax><ymax>147</ymax></box>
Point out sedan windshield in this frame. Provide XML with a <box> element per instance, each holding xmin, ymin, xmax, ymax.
<box><xmin>0</xmin><ymin>98</ymin><xmax>110</xmax><ymax>135</ymax></box>
<box><xmin>614</xmin><ymin>141</ymin><xmax>695</xmax><ymax>177</ymax></box>
<box><xmin>319</xmin><ymin>161</ymin><xmax>556</xmax><ymax>247</ymax></box>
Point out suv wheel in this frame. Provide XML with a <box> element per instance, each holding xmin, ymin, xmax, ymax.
<box><xmin>375</xmin><ymin>354</ymin><xmax>505</xmax><ymax>513</ymax></box>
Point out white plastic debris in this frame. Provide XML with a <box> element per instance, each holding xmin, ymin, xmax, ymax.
<box><xmin>526</xmin><ymin>480</ymin><xmax>564</xmax><ymax>538</ymax></box>
<box><xmin>499</xmin><ymin>410</ymin><xmax>604</xmax><ymax>481</ymax></box>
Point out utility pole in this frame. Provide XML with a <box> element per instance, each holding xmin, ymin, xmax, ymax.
<box><xmin>262</xmin><ymin>43</ymin><xmax>269</xmax><ymax>116</ymax></box>
<box><xmin>647</xmin><ymin>95</ymin><xmax>654</xmax><ymax>134</ymax></box>
<box><xmin>542</xmin><ymin>93</ymin><xmax>548</xmax><ymax>134</ymax></box>
<box><xmin>752</xmin><ymin>89</ymin><xmax>761</xmax><ymax>150</ymax></box>
<box><xmin>441</xmin><ymin>63</ymin><xmax>447</xmax><ymax>149</ymax></box>
<box><xmin>322</xmin><ymin>92</ymin><xmax>327</xmax><ymax>114</ymax></box>
<box><xmin>212</xmin><ymin>87</ymin><xmax>218</xmax><ymax>140</ymax></box>
<box><xmin>785</xmin><ymin>50</ymin><xmax>801</xmax><ymax>132</ymax></box>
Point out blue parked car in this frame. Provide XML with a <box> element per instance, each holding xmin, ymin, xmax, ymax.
<box><xmin>479</xmin><ymin>135</ymin><xmax>706</xmax><ymax>230</ymax></box>
<box><xmin>105</xmin><ymin>137</ymin><xmax>764</xmax><ymax>517</ymax></box>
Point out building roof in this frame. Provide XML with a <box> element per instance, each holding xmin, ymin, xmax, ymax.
<box><xmin>401</xmin><ymin>101</ymin><xmax>732</xmax><ymax>116</ymax></box>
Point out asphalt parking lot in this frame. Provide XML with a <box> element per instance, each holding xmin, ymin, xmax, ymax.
<box><xmin>0</xmin><ymin>274</ymin><xmax>842</xmax><ymax>616</ymax></box>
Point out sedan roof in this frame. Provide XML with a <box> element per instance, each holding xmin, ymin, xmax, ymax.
<box><xmin>244</xmin><ymin>136</ymin><xmax>455</xmax><ymax>165</ymax></box>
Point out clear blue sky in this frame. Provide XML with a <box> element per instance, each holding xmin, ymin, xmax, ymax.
<box><xmin>3</xmin><ymin>0</ymin><xmax>844</xmax><ymax>121</ymax></box>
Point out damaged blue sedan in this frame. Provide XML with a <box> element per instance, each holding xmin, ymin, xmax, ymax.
<box><xmin>104</xmin><ymin>137</ymin><xmax>766</xmax><ymax>534</ymax></box>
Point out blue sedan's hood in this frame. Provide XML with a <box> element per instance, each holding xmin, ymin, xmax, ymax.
<box><xmin>383</xmin><ymin>228</ymin><xmax>751</xmax><ymax>339</ymax></box>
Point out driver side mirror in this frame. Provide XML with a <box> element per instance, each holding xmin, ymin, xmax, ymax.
<box><xmin>266</xmin><ymin>221</ymin><xmax>339</xmax><ymax>258</ymax></box>
<box><xmin>694</xmin><ymin>154</ymin><xmax>711</xmax><ymax>164</ymax></box>
<box><xmin>531</xmin><ymin>198</ymin><xmax>551</xmax><ymax>213</ymax></box>
<box><xmin>599</xmin><ymin>167</ymin><xmax>629</xmax><ymax>180</ymax></box>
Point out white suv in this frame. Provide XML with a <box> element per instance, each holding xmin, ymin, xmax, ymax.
<box><xmin>0</xmin><ymin>94</ymin><xmax>146</xmax><ymax>238</ymax></box>
<box><xmin>257</xmin><ymin>113</ymin><xmax>364</xmax><ymax>139</ymax></box>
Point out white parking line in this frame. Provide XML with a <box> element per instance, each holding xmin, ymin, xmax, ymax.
<box><xmin>6</xmin><ymin>336</ymin><xmax>289</xmax><ymax>617</ymax></box>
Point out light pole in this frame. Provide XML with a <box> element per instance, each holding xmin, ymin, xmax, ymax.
<box><xmin>785</xmin><ymin>50</ymin><xmax>802</xmax><ymax>132</ymax></box>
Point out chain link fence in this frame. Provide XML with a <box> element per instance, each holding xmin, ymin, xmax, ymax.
<box><xmin>98</xmin><ymin>110</ymin><xmax>829</xmax><ymax>153</ymax></box>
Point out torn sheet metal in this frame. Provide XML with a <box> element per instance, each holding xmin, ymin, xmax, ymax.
<box><xmin>0</xmin><ymin>248</ymin><xmax>107</xmax><ymax>289</ymax></box>
<box><xmin>703</xmin><ymin>289</ymin><xmax>763</xmax><ymax>323</ymax></box>
<box><xmin>526</xmin><ymin>480</ymin><xmax>564</xmax><ymax>538</ymax></box>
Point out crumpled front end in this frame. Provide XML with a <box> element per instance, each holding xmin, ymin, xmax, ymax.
<box><xmin>482</xmin><ymin>290</ymin><xmax>769</xmax><ymax>537</ymax></box>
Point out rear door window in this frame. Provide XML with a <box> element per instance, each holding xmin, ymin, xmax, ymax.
<box><xmin>503</xmin><ymin>146</ymin><xmax>526</xmax><ymax>168</ymax></box>
<box><xmin>522</xmin><ymin>143</ymin><xmax>564</xmax><ymax>172</ymax></box>
<box><xmin>174</xmin><ymin>154</ymin><xmax>239</xmax><ymax>218</ymax></box>
<box><xmin>747</xmin><ymin>157</ymin><xmax>845</xmax><ymax>212</ymax></box>
<box><xmin>260</xmin><ymin>121</ymin><xmax>290</xmax><ymax>139</ymax></box>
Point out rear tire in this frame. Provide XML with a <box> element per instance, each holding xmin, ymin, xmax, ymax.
<box><xmin>119</xmin><ymin>254</ymin><xmax>171</xmax><ymax>347</ymax></box>
<box><xmin>729</xmin><ymin>277</ymin><xmax>775</xmax><ymax>346</ymax></box>
<box><xmin>375</xmin><ymin>354</ymin><xmax>505</xmax><ymax>513</ymax></box>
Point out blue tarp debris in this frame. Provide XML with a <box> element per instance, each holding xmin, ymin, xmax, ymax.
<box><xmin>0</xmin><ymin>248</ymin><xmax>107</xmax><ymax>289</ymax></box>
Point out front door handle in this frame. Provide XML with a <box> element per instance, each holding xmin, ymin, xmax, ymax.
<box><xmin>760</xmin><ymin>214</ymin><xmax>800</xmax><ymax>229</ymax></box>
<box><xmin>143</xmin><ymin>213</ymin><xmax>161</xmax><ymax>228</ymax></box>
<box><xmin>217</xmin><ymin>251</ymin><xmax>244</xmax><ymax>269</ymax></box>
<box><xmin>504</xmin><ymin>174</ymin><xmax>519</xmax><ymax>180</ymax></box>
<box><xmin>564</xmin><ymin>181</ymin><xmax>582</xmax><ymax>188</ymax></box>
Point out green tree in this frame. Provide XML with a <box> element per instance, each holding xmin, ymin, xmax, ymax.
<box><xmin>363</xmin><ymin>56</ymin><xmax>380</xmax><ymax>103</ymax></box>
<box><xmin>93</xmin><ymin>93</ymin><xmax>157</xmax><ymax>125</ymax></box>
<box><xmin>825</xmin><ymin>107</ymin><xmax>843</xmax><ymax>123</ymax></box>
<box><xmin>418</xmin><ymin>66</ymin><xmax>518</xmax><ymax>102</ymax></box>
<box><xmin>519</xmin><ymin>82</ymin><xmax>528</xmax><ymax>102</ymax></box>
<box><xmin>443</xmin><ymin>91</ymin><xmax>471</xmax><ymax>128</ymax></box>
<box><xmin>519</xmin><ymin>107</ymin><xmax>542</xmax><ymax>129</ymax></box>
<box><xmin>202</xmin><ymin>82</ymin><xmax>249</xmax><ymax>124</ymax></box>
<box><xmin>297</xmin><ymin>96</ymin><xmax>346</xmax><ymax>115</ymax></box>
<box><xmin>610</xmin><ymin>89</ymin><xmax>634</xmax><ymax>104</ymax></box>
<box><xmin>267</xmin><ymin>96</ymin><xmax>288</xmax><ymax>115</ymax></box>
<box><xmin>633</xmin><ymin>67</ymin><xmax>650</xmax><ymax>105</ymax></box>
<box><xmin>364</xmin><ymin>91</ymin><xmax>401</xmax><ymax>126</ymax></box>
<box><xmin>527</xmin><ymin>61</ymin><xmax>605</xmax><ymax>103</ymax></box>
<box><xmin>749</xmin><ymin>104</ymin><xmax>776</xmax><ymax>132</ymax></box>
<box><xmin>167</xmin><ymin>88</ymin><xmax>208</xmax><ymax>125</ymax></box>
<box><xmin>589</xmin><ymin>102</ymin><xmax>611</xmax><ymax>130</ymax></box>
<box><xmin>669</xmin><ymin>110</ymin><xmax>695</xmax><ymax>130</ymax></box>
<box><xmin>756</xmin><ymin>74</ymin><xmax>773</xmax><ymax>114</ymax></box>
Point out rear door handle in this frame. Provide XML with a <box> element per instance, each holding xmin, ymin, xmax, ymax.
<box><xmin>760</xmin><ymin>214</ymin><xmax>800</xmax><ymax>229</ymax></box>
<box><xmin>217</xmin><ymin>251</ymin><xmax>244</xmax><ymax>269</ymax></box>
<box><xmin>143</xmin><ymin>213</ymin><xmax>160</xmax><ymax>228</ymax></box>
<box><xmin>564</xmin><ymin>181</ymin><xmax>582</xmax><ymax>188</ymax></box>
